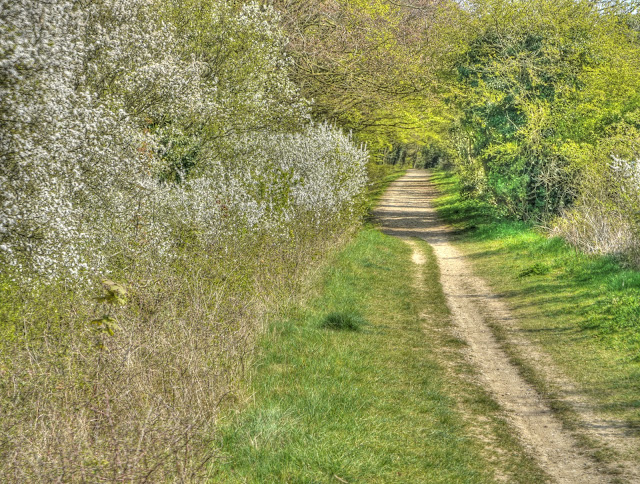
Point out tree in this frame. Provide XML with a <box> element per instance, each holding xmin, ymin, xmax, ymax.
<box><xmin>447</xmin><ymin>0</ymin><xmax>640</xmax><ymax>218</ymax></box>
<box><xmin>272</xmin><ymin>0</ymin><xmax>457</xmax><ymax>152</ymax></box>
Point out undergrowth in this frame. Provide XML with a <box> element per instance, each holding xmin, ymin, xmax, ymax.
<box><xmin>0</xmin><ymin>163</ymin><xmax>400</xmax><ymax>481</ymax></box>
<box><xmin>0</xmin><ymin>219</ymin><xmax>352</xmax><ymax>482</ymax></box>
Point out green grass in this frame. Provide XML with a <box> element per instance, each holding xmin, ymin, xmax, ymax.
<box><xmin>213</xmin><ymin>229</ymin><xmax>546</xmax><ymax>483</ymax></box>
<box><xmin>364</xmin><ymin>164</ymin><xmax>407</xmax><ymax>215</ymax></box>
<box><xmin>430</xmin><ymin>169</ymin><xmax>640</xmax><ymax>437</ymax></box>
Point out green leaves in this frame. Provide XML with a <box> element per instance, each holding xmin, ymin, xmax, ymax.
<box><xmin>90</xmin><ymin>316</ymin><xmax>122</xmax><ymax>336</ymax></box>
<box><xmin>91</xmin><ymin>279</ymin><xmax>128</xmax><ymax>339</ymax></box>
<box><xmin>448</xmin><ymin>0</ymin><xmax>640</xmax><ymax>219</ymax></box>
<box><xmin>94</xmin><ymin>279</ymin><xmax>128</xmax><ymax>306</ymax></box>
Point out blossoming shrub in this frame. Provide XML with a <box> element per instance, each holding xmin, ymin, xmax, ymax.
<box><xmin>553</xmin><ymin>154</ymin><xmax>640</xmax><ymax>265</ymax></box>
<box><xmin>0</xmin><ymin>0</ymin><xmax>367</xmax><ymax>480</ymax></box>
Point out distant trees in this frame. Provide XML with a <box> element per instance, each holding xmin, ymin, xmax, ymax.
<box><xmin>271</xmin><ymin>0</ymin><xmax>456</xmax><ymax>153</ymax></box>
<box><xmin>274</xmin><ymin>0</ymin><xmax>640</xmax><ymax>259</ymax></box>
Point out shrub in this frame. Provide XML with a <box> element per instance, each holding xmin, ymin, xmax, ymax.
<box><xmin>0</xmin><ymin>1</ymin><xmax>368</xmax><ymax>480</ymax></box>
<box><xmin>447</xmin><ymin>0</ymin><xmax>640</xmax><ymax>220</ymax></box>
<box><xmin>552</xmin><ymin>154</ymin><xmax>640</xmax><ymax>265</ymax></box>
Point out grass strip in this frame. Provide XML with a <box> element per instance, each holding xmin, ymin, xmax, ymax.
<box><xmin>213</xmin><ymin>228</ymin><xmax>545</xmax><ymax>483</ymax></box>
<box><xmin>364</xmin><ymin>164</ymin><xmax>407</xmax><ymax>216</ymax></box>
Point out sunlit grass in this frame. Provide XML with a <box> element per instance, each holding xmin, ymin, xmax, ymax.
<box><xmin>214</xmin><ymin>228</ymin><xmax>546</xmax><ymax>482</ymax></box>
<box><xmin>431</xmin><ymin>169</ymin><xmax>640</xmax><ymax>435</ymax></box>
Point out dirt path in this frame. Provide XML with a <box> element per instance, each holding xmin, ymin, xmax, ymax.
<box><xmin>374</xmin><ymin>169</ymin><xmax>638</xmax><ymax>484</ymax></box>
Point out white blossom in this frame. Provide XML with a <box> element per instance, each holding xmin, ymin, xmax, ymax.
<box><xmin>0</xmin><ymin>0</ymin><xmax>367</xmax><ymax>284</ymax></box>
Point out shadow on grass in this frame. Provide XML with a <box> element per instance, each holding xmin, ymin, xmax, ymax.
<box><xmin>430</xmin><ymin>167</ymin><xmax>640</xmax><ymax>428</ymax></box>
<box><xmin>320</xmin><ymin>311</ymin><xmax>368</xmax><ymax>331</ymax></box>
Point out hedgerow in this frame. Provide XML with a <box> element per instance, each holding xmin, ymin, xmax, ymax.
<box><xmin>0</xmin><ymin>0</ymin><xmax>367</xmax><ymax>480</ymax></box>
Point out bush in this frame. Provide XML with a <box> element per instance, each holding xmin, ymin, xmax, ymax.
<box><xmin>0</xmin><ymin>1</ymin><xmax>368</xmax><ymax>481</ymax></box>
<box><xmin>552</xmin><ymin>153</ymin><xmax>640</xmax><ymax>265</ymax></box>
<box><xmin>447</xmin><ymin>0</ymin><xmax>640</xmax><ymax>220</ymax></box>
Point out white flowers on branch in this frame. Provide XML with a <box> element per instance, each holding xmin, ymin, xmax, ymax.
<box><xmin>552</xmin><ymin>153</ymin><xmax>640</xmax><ymax>260</ymax></box>
<box><xmin>610</xmin><ymin>155</ymin><xmax>640</xmax><ymax>193</ymax></box>
<box><xmin>179</xmin><ymin>124</ymin><xmax>368</xmax><ymax>242</ymax></box>
<box><xmin>0</xmin><ymin>0</ymin><xmax>368</xmax><ymax>283</ymax></box>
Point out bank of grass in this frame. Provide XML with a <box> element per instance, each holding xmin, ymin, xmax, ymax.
<box><xmin>430</xmin><ymin>169</ymin><xmax>640</xmax><ymax>438</ymax></box>
<box><xmin>365</xmin><ymin>163</ymin><xmax>407</xmax><ymax>211</ymax></box>
<box><xmin>214</xmin><ymin>228</ymin><xmax>546</xmax><ymax>483</ymax></box>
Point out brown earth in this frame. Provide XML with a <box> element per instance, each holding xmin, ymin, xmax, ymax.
<box><xmin>375</xmin><ymin>169</ymin><xmax>640</xmax><ymax>484</ymax></box>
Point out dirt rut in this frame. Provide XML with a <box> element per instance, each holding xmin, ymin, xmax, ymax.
<box><xmin>374</xmin><ymin>169</ymin><xmax>635</xmax><ymax>484</ymax></box>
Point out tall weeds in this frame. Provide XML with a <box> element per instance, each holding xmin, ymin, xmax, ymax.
<box><xmin>1</xmin><ymin>218</ymin><xmax>356</xmax><ymax>481</ymax></box>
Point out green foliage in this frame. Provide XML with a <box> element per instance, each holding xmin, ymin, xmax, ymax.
<box><xmin>272</xmin><ymin>0</ymin><xmax>455</xmax><ymax>151</ymax></box>
<box><xmin>445</xmin><ymin>0</ymin><xmax>640</xmax><ymax>219</ymax></box>
<box><xmin>157</xmin><ymin>129</ymin><xmax>201</xmax><ymax>182</ymax></box>
<box><xmin>90</xmin><ymin>316</ymin><xmax>121</xmax><ymax>337</ymax></box>
<box><xmin>156</xmin><ymin>0</ymin><xmax>311</xmax><ymax>176</ymax></box>
<box><xmin>91</xmin><ymin>279</ymin><xmax>128</xmax><ymax>339</ymax></box>
<box><xmin>95</xmin><ymin>279</ymin><xmax>129</xmax><ymax>306</ymax></box>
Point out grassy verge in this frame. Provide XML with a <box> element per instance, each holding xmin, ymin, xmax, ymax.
<box><xmin>430</xmin><ymin>169</ymin><xmax>640</xmax><ymax>439</ymax></box>
<box><xmin>213</xmin><ymin>229</ymin><xmax>546</xmax><ymax>483</ymax></box>
<box><xmin>364</xmin><ymin>163</ymin><xmax>407</xmax><ymax>214</ymax></box>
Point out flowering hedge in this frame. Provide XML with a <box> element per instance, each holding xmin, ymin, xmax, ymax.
<box><xmin>0</xmin><ymin>2</ymin><xmax>368</xmax><ymax>480</ymax></box>
<box><xmin>0</xmin><ymin>0</ymin><xmax>367</xmax><ymax>283</ymax></box>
